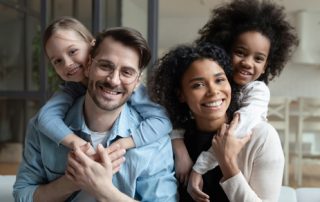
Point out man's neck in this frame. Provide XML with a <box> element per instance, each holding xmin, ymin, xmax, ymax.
<box><xmin>83</xmin><ymin>94</ymin><xmax>123</xmax><ymax>132</ymax></box>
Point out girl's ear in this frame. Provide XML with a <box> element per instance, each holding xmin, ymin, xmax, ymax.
<box><xmin>90</xmin><ymin>39</ymin><xmax>96</xmax><ymax>47</ymax></box>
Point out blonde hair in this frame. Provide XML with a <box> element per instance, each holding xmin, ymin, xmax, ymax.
<box><xmin>43</xmin><ymin>16</ymin><xmax>94</xmax><ymax>54</ymax></box>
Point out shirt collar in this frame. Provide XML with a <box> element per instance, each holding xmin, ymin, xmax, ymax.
<box><xmin>66</xmin><ymin>96</ymin><xmax>133</xmax><ymax>142</ymax></box>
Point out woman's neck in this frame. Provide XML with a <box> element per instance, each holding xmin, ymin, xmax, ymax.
<box><xmin>195</xmin><ymin>116</ymin><xmax>227</xmax><ymax>132</ymax></box>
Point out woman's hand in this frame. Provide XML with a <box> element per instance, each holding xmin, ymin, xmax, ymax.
<box><xmin>212</xmin><ymin>114</ymin><xmax>251</xmax><ymax>181</ymax></box>
<box><xmin>187</xmin><ymin>170</ymin><xmax>210</xmax><ymax>202</ymax></box>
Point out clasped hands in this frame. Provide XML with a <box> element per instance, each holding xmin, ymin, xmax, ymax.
<box><xmin>65</xmin><ymin>142</ymin><xmax>126</xmax><ymax>198</ymax></box>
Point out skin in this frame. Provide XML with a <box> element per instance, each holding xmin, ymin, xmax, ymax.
<box><xmin>176</xmin><ymin>31</ymin><xmax>271</xmax><ymax>185</ymax></box>
<box><xmin>84</xmin><ymin>37</ymin><xmax>141</xmax><ymax>132</ymax></box>
<box><xmin>179</xmin><ymin>59</ymin><xmax>231</xmax><ymax>132</ymax></box>
<box><xmin>45</xmin><ymin>29</ymin><xmax>91</xmax><ymax>84</ymax></box>
<box><xmin>231</xmin><ymin>31</ymin><xmax>270</xmax><ymax>86</ymax></box>
<box><xmin>64</xmin><ymin>37</ymin><xmax>141</xmax><ymax>200</ymax></box>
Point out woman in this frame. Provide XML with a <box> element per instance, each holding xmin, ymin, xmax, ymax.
<box><xmin>149</xmin><ymin>43</ymin><xmax>284</xmax><ymax>202</ymax></box>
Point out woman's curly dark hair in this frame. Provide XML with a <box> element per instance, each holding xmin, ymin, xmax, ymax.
<box><xmin>148</xmin><ymin>42</ymin><xmax>238</xmax><ymax>129</ymax></box>
<box><xmin>196</xmin><ymin>0</ymin><xmax>299</xmax><ymax>84</ymax></box>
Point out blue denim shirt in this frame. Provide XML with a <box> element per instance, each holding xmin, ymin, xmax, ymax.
<box><xmin>13</xmin><ymin>96</ymin><xmax>178</xmax><ymax>202</ymax></box>
<box><xmin>37</xmin><ymin>83</ymin><xmax>172</xmax><ymax>147</ymax></box>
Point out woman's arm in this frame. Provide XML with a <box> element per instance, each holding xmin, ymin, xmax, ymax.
<box><xmin>215</xmin><ymin>118</ymin><xmax>284</xmax><ymax>202</ymax></box>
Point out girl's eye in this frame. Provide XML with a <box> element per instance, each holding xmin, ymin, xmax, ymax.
<box><xmin>53</xmin><ymin>59</ymin><xmax>62</xmax><ymax>65</ymax></box>
<box><xmin>255</xmin><ymin>56</ymin><xmax>266</xmax><ymax>63</ymax></box>
<box><xmin>233</xmin><ymin>49</ymin><xmax>245</xmax><ymax>57</ymax></box>
<box><xmin>69</xmin><ymin>49</ymin><xmax>78</xmax><ymax>55</ymax></box>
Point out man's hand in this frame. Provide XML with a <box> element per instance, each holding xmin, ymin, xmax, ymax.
<box><xmin>66</xmin><ymin>144</ymin><xmax>125</xmax><ymax>198</ymax></box>
<box><xmin>187</xmin><ymin>170</ymin><xmax>209</xmax><ymax>202</ymax></box>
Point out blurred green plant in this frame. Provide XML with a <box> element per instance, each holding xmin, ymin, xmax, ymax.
<box><xmin>32</xmin><ymin>26</ymin><xmax>62</xmax><ymax>93</ymax></box>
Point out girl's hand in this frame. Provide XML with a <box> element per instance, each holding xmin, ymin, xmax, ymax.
<box><xmin>212</xmin><ymin>114</ymin><xmax>251</xmax><ymax>181</ymax></box>
<box><xmin>187</xmin><ymin>170</ymin><xmax>210</xmax><ymax>202</ymax></box>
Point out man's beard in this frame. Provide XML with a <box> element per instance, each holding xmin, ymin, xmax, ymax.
<box><xmin>87</xmin><ymin>79</ymin><xmax>130</xmax><ymax>111</ymax></box>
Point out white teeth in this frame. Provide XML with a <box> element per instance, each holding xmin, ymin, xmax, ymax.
<box><xmin>240</xmin><ymin>70</ymin><xmax>250</xmax><ymax>75</ymax></box>
<box><xmin>101</xmin><ymin>88</ymin><xmax>119</xmax><ymax>95</ymax></box>
<box><xmin>204</xmin><ymin>100</ymin><xmax>222</xmax><ymax>107</ymax></box>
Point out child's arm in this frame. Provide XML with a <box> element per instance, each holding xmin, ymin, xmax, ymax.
<box><xmin>234</xmin><ymin>81</ymin><xmax>270</xmax><ymax>137</ymax></box>
<box><xmin>111</xmin><ymin>84</ymin><xmax>172</xmax><ymax>150</ymax></box>
<box><xmin>37</xmin><ymin>82</ymin><xmax>94</xmax><ymax>153</ymax></box>
<box><xmin>170</xmin><ymin>129</ymin><xmax>193</xmax><ymax>186</ymax></box>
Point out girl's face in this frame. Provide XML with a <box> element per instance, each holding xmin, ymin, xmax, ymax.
<box><xmin>179</xmin><ymin>59</ymin><xmax>231</xmax><ymax>130</ymax></box>
<box><xmin>45</xmin><ymin>29</ymin><xmax>91</xmax><ymax>82</ymax></box>
<box><xmin>231</xmin><ymin>31</ymin><xmax>270</xmax><ymax>86</ymax></box>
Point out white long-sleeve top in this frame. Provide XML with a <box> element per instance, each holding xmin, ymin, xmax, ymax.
<box><xmin>193</xmin><ymin>81</ymin><xmax>270</xmax><ymax>174</ymax></box>
<box><xmin>220</xmin><ymin>122</ymin><xmax>284</xmax><ymax>202</ymax></box>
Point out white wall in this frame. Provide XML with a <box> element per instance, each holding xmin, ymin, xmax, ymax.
<box><xmin>269</xmin><ymin>62</ymin><xmax>320</xmax><ymax>99</ymax></box>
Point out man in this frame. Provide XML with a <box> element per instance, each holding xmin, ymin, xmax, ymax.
<box><xmin>13</xmin><ymin>27</ymin><xmax>178</xmax><ymax>202</ymax></box>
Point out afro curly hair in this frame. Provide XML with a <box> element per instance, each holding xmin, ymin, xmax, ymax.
<box><xmin>196</xmin><ymin>0</ymin><xmax>299</xmax><ymax>84</ymax></box>
<box><xmin>148</xmin><ymin>42</ymin><xmax>238</xmax><ymax>129</ymax></box>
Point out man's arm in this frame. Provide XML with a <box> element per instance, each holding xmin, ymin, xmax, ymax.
<box><xmin>33</xmin><ymin>175</ymin><xmax>79</xmax><ymax>202</ymax></box>
<box><xmin>13</xmin><ymin>118</ymin><xmax>78</xmax><ymax>201</ymax></box>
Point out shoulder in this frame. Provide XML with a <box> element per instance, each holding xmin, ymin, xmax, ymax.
<box><xmin>248</xmin><ymin>122</ymin><xmax>282</xmax><ymax>153</ymax></box>
<box><xmin>243</xmin><ymin>81</ymin><xmax>269</xmax><ymax>94</ymax></box>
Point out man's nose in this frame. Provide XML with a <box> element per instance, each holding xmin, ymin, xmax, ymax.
<box><xmin>106</xmin><ymin>70</ymin><xmax>121</xmax><ymax>86</ymax></box>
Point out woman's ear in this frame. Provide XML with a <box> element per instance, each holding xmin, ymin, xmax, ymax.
<box><xmin>178</xmin><ymin>90</ymin><xmax>185</xmax><ymax>103</ymax></box>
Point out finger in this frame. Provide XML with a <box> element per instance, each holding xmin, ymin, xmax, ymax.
<box><xmin>229</xmin><ymin>113</ymin><xmax>240</xmax><ymax>131</ymax></box>
<box><xmin>74</xmin><ymin>146</ymin><xmax>92</xmax><ymax>166</ymax></box>
<box><xmin>240</xmin><ymin>132</ymin><xmax>252</xmax><ymax>144</ymax></box>
<box><xmin>106</xmin><ymin>143</ymin><xmax>121</xmax><ymax>154</ymax></box>
<box><xmin>112</xmin><ymin>165</ymin><xmax>120</xmax><ymax>174</ymax></box>
<box><xmin>79</xmin><ymin>142</ymin><xmax>90</xmax><ymax>152</ymax></box>
<box><xmin>219</xmin><ymin>123</ymin><xmax>227</xmax><ymax>136</ymax></box>
<box><xmin>194</xmin><ymin>187</ymin><xmax>209</xmax><ymax>200</ymax></box>
<box><xmin>108</xmin><ymin>148</ymin><xmax>126</xmax><ymax>163</ymax></box>
<box><xmin>111</xmin><ymin>156</ymin><xmax>125</xmax><ymax>171</ymax></box>
<box><xmin>97</xmin><ymin>144</ymin><xmax>112</xmax><ymax>166</ymax></box>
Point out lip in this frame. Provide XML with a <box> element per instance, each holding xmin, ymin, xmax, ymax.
<box><xmin>97</xmin><ymin>84</ymin><xmax>124</xmax><ymax>100</ymax></box>
<box><xmin>67</xmin><ymin>65</ymin><xmax>82</xmax><ymax>77</ymax></box>
<box><xmin>201</xmin><ymin>99</ymin><xmax>224</xmax><ymax>109</ymax></box>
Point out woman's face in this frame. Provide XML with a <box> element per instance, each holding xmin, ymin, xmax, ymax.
<box><xmin>179</xmin><ymin>59</ymin><xmax>231</xmax><ymax>129</ymax></box>
<box><xmin>231</xmin><ymin>31</ymin><xmax>270</xmax><ymax>86</ymax></box>
<box><xmin>45</xmin><ymin>29</ymin><xmax>91</xmax><ymax>82</ymax></box>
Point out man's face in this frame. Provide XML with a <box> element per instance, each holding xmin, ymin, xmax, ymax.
<box><xmin>85</xmin><ymin>37</ymin><xmax>140</xmax><ymax>111</ymax></box>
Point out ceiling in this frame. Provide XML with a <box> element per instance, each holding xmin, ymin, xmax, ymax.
<box><xmin>157</xmin><ymin>0</ymin><xmax>320</xmax><ymax>52</ymax></box>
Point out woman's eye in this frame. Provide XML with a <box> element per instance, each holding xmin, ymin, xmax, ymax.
<box><xmin>216</xmin><ymin>77</ymin><xmax>226</xmax><ymax>84</ymax></box>
<box><xmin>191</xmin><ymin>82</ymin><xmax>205</xmax><ymax>89</ymax></box>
